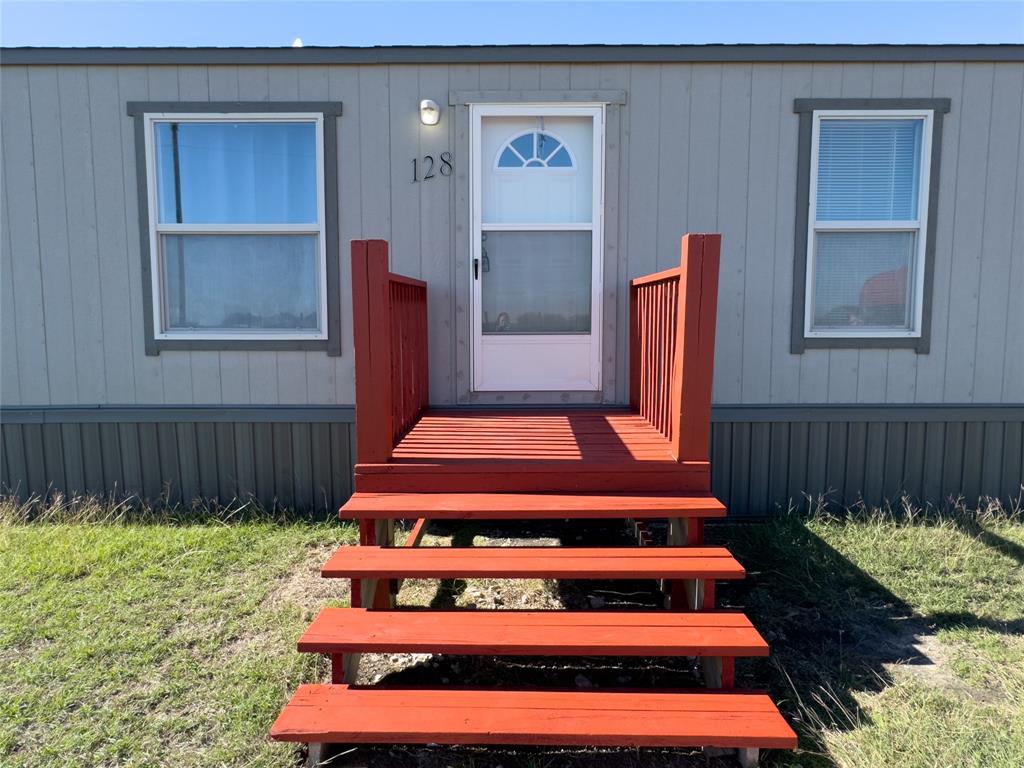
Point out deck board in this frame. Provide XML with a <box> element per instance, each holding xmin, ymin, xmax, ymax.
<box><xmin>271</xmin><ymin>685</ymin><xmax>799</xmax><ymax>749</ymax></box>
<box><xmin>392</xmin><ymin>410</ymin><xmax>677</xmax><ymax>462</ymax></box>
<box><xmin>298</xmin><ymin>608</ymin><xmax>769</xmax><ymax>656</ymax></box>
<box><xmin>340</xmin><ymin>491</ymin><xmax>725</xmax><ymax>519</ymax></box>
<box><xmin>320</xmin><ymin>545</ymin><xmax>745</xmax><ymax>579</ymax></box>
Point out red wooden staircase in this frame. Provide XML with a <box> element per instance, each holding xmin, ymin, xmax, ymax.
<box><xmin>271</xmin><ymin>235</ymin><xmax>797</xmax><ymax>767</ymax></box>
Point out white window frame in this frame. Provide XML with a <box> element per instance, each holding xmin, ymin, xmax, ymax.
<box><xmin>143</xmin><ymin>112</ymin><xmax>328</xmax><ymax>342</ymax></box>
<box><xmin>804</xmin><ymin>108</ymin><xmax>933</xmax><ymax>340</ymax></box>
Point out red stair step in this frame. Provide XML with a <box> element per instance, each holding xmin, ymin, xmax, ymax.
<box><xmin>298</xmin><ymin>608</ymin><xmax>769</xmax><ymax>657</ymax></box>
<box><xmin>353</xmin><ymin>462</ymin><xmax>709</xmax><ymax>493</ymax></box>
<box><xmin>271</xmin><ymin>685</ymin><xmax>798</xmax><ymax>750</ymax></box>
<box><xmin>321</xmin><ymin>545</ymin><xmax>744</xmax><ymax>580</ymax></box>
<box><xmin>340</xmin><ymin>491</ymin><xmax>725</xmax><ymax>520</ymax></box>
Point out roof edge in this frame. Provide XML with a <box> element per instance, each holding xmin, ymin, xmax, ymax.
<box><xmin>2</xmin><ymin>43</ymin><xmax>1023</xmax><ymax>66</ymax></box>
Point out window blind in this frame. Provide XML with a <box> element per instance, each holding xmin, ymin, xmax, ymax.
<box><xmin>816</xmin><ymin>119</ymin><xmax>923</xmax><ymax>221</ymax></box>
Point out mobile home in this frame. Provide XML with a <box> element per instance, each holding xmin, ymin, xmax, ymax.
<box><xmin>1</xmin><ymin>44</ymin><xmax>1022</xmax><ymax>514</ymax></box>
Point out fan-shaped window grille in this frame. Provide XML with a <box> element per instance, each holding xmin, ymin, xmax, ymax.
<box><xmin>497</xmin><ymin>131</ymin><xmax>575</xmax><ymax>169</ymax></box>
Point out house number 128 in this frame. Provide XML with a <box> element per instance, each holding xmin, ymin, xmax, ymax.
<box><xmin>412</xmin><ymin>152</ymin><xmax>453</xmax><ymax>182</ymax></box>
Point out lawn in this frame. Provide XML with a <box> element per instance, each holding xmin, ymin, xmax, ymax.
<box><xmin>0</xmin><ymin>496</ymin><xmax>1021</xmax><ymax>768</ymax></box>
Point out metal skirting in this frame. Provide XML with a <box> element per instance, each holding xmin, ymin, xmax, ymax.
<box><xmin>0</xmin><ymin>417</ymin><xmax>356</xmax><ymax>513</ymax></box>
<box><xmin>711</xmin><ymin>418</ymin><xmax>1023</xmax><ymax>515</ymax></box>
<box><xmin>1</xmin><ymin>404</ymin><xmax>1021</xmax><ymax>514</ymax></box>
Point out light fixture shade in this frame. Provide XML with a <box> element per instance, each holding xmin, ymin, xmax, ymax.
<box><xmin>419</xmin><ymin>99</ymin><xmax>441</xmax><ymax>126</ymax></box>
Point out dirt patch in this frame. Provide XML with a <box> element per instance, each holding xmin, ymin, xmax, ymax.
<box><xmin>221</xmin><ymin>544</ymin><xmax>350</xmax><ymax>659</ymax></box>
<box><xmin>894</xmin><ymin>631</ymin><xmax>1008</xmax><ymax>705</ymax></box>
<box><xmin>263</xmin><ymin>543</ymin><xmax>350</xmax><ymax>619</ymax></box>
<box><xmin>852</xmin><ymin>616</ymin><xmax>1009</xmax><ymax>706</ymax></box>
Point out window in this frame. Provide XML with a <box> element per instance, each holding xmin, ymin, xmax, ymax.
<box><xmin>791</xmin><ymin>99</ymin><xmax>950</xmax><ymax>353</ymax></box>
<box><xmin>497</xmin><ymin>131</ymin><xmax>575</xmax><ymax>169</ymax></box>
<box><xmin>127</xmin><ymin>102</ymin><xmax>342</xmax><ymax>355</ymax></box>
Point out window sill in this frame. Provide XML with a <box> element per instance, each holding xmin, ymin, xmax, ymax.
<box><xmin>793</xmin><ymin>335</ymin><xmax>929</xmax><ymax>354</ymax></box>
<box><xmin>147</xmin><ymin>338</ymin><xmax>336</xmax><ymax>355</ymax></box>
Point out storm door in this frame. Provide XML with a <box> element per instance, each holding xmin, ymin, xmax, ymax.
<box><xmin>471</xmin><ymin>105</ymin><xmax>604</xmax><ymax>391</ymax></box>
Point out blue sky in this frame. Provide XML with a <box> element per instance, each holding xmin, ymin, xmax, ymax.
<box><xmin>2</xmin><ymin>0</ymin><xmax>1022</xmax><ymax>47</ymax></box>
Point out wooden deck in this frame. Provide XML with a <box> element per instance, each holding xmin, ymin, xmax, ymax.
<box><xmin>355</xmin><ymin>409</ymin><xmax>711</xmax><ymax>493</ymax></box>
<box><xmin>271</xmin><ymin>235</ymin><xmax>797</xmax><ymax>767</ymax></box>
<box><xmin>392</xmin><ymin>410</ymin><xmax>680</xmax><ymax>462</ymax></box>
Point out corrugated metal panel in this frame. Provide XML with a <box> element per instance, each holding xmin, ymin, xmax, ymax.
<box><xmin>709</xmin><ymin>418</ymin><xmax>1024</xmax><ymax>515</ymax></box>
<box><xmin>2</xmin><ymin>409</ymin><xmax>1021</xmax><ymax>515</ymax></box>
<box><xmin>0</xmin><ymin>419</ymin><xmax>356</xmax><ymax>513</ymax></box>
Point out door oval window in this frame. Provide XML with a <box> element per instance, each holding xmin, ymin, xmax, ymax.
<box><xmin>496</xmin><ymin>131</ymin><xmax>575</xmax><ymax>169</ymax></box>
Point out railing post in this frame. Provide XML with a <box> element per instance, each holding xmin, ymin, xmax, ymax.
<box><xmin>351</xmin><ymin>239</ymin><xmax>394</xmax><ymax>464</ymax></box>
<box><xmin>629</xmin><ymin>282</ymin><xmax>640</xmax><ymax>411</ymax></box>
<box><xmin>670</xmin><ymin>233</ymin><xmax>721</xmax><ymax>463</ymax></box>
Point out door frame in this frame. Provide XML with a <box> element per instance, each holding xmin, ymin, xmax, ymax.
<box><xmin>469</xmin><ymin>103</ymin><xmax>606</xmax><ymax>393</ymax></box>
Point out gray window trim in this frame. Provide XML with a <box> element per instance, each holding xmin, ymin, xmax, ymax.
<box><xmin>126</xmin><ymin>101</ymin><xmax>343</xmax><ymax>356</ymax></box>
<box><xmin>449</xmin><ymin>89</ymin><xmax>627</xmax><ymax>105</ymax></box>
<box><xmin>790</xmin><ymin>97</ymin><xmax>951</xmax><ymax>354</ymax></box>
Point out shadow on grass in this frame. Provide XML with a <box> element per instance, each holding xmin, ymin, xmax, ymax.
<box><xmin>710</xmin><ymin>518</ymin><xmax>922</xmax><ymax>763</ymax></box>
<box><xmin>953</xmin><ymin>517</ymin><xmax>1024</xmax><ymax>567</ymax></box>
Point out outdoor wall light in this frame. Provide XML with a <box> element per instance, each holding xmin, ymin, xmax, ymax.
<box><xmin>419</xmin><ymin>99</ymin><xmax>441</xmax><ymax>126</ymax></box>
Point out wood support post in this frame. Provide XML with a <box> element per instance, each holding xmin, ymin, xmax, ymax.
<box><xmin>330</xmin><ymin>652</ymin><xmax>361</xmax><ymax>685</ymax></box>
<box><xmin>738</xmin><ymin>747</ymin><xmax>760</xmax><ymax>768</ymax></box>
<box><xmin>354</xmin><ymin>519</ymin><xmax>396</xmax><ymax>610</ymax></box>
<box><xmin>330</xmin><ymin>654</ymin><xmax>345</xmax><ymax>685</ymax></box>
<box><xmin>670</xmin><ymin>233</ymin><xmax>721</xmax><ymax>465</ymax></box>
<box><xmin>688</xmin><ymin>517</ymin><xmax>704</xmax><ymax>545</ymax></box>
<box><xmin>351</xmin><ymin>239</ymin><xmax>394</xmax><ymax>464</ymax></box>
<box><xmin>702</xmin><ymin>579</ymin><xmax>716</xmax><ymax>610</ymax></box>
<box><xmin>666</xmin><ymin>517</ymin><xmax>707</xmax><ymax>610</ymax></box>
<box><xmin>304</xmin><ymin>742</ymin><xmax>326</xmax><ymax>768</ymax></box>
<box><xmin>702</xmin><ymin>655</ymin><xmax>735</xmax><ymax>689</ymax></box>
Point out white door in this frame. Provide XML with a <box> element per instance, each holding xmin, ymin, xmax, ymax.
<box><xmin>471</xmin><ymin>105</ymin><xmax>604</xmax><ymax>392</ymax></box>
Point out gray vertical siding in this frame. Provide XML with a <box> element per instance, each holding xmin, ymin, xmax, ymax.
<box><xmin>1</xmin><ymin>406</ymin><xmax>1020</xmax><ymax>516</ymax></box>
<box><xmin>2</xmin><ymin>60</ymin><xmax>1022</xmax><ymax>408</ymax></box>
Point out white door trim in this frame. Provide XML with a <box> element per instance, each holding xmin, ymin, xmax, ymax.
<box><xmin>469</xmin><ymin>103</ymin><xmax>605</xmax><ymax>392</ymax></box>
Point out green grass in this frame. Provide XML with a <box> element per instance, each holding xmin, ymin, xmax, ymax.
<box><xmin>0</xmin><ymin>498</ymin><xmax>358</xmax><ymax>768</ymax></box>
<box><xmin>719</xmin><ymin>502</ymin><xmax>1024</xmax><ymax>768</ymax></box>
<box><xmin>0</xmin><ymin>495</ymin><xmax>1021</xmax><ymax>767</ymax></box>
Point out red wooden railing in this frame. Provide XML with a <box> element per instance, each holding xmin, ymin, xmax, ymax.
<box><xmin>629</xmin><ymin>233</ymin><xmax>721</xmax><ymax>464</ymax></box>
<box><xmin>351</xmin><ymin>239</ymin><xmax>429</xmax><ymax>464</ymax></box>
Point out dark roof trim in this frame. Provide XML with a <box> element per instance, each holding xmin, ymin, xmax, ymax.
<box><xmin>3</xmin><ymin>44</ymin><xmax>1023</xmax><ymax>66</ymax></box>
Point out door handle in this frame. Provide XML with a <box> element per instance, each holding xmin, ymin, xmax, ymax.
<box><xmin>473</xmin><ymin>257</ymin><xmax>480</xmax><ymax>280</ymax></box>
